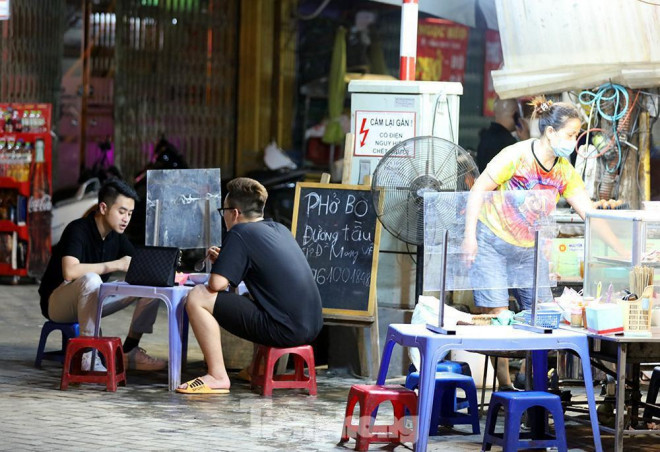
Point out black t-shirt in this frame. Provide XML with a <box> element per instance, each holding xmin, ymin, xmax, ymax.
<box><xmin>212</xmin><ymin>219</ymin><xmax>323</xmax><ymax>343</ymax></box>
<box><xmin>38</xmin><ymin>213</ymin><xmax>135</xmax><ymax>318</ymax></box>
<box><xmin>476</xmin><ymin>122</ymin><xmax>517</xmax><ymax>173</ymax></box>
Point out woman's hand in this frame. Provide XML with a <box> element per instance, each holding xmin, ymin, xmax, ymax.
<box><xmin>461</xmin><ymin>236</ymin><xmax>478</xmax><ymax>267</ymax></box>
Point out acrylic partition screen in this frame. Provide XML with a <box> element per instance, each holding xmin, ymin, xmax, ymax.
<box><xmin>423</xmin><ymin>190</ymin><xmax>558</xmax><ymax>294</ymax></box>
<box><xmin>146</xmin><ymin>169</ymin><xmax>222</xmax><ymax>249</ymax></box>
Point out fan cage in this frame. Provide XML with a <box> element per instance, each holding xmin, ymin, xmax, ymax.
<box><xmin>371</xmin><ymin>136</ymin><xmax>479</xmax><ymax>245</ymax></box>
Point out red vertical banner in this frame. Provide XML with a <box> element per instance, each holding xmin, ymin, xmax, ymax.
<box><xmin>416</xmin><ymin>18</ymin><xmax>469</xmax><ymax>83</ymax></box>
<box><xmin>483</xmin><ymin>29</ymin><xmax>503</xmax><ymax>117</ymax></box>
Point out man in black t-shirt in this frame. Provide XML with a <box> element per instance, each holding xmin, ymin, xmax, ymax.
<box><xmin>39</xmin><ymin>178</ymin><xmax>166</xmax><ymax>372</ymax></box>
<box><xmin>177</xmin><ymin>177</ymin><xmax>322</xmax><ymax>394</ymax></box>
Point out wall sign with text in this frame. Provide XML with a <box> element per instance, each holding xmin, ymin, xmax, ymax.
<box><xmin>416</xmin><ymin>18</ymin><xmax>469</xmax><ymax>83</ymax></box>
<box><xmin>291</xmin><ymin>183</ymin><xmax>381</xmax><ymax>320</ymax></box>
<box><xmin>353</xmin><ymin>110</ymin><xmax>416</xmax><ymax>157</ymax></box>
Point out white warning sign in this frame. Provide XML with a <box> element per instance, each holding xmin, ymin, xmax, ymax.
<box><xmin>353</xmin><ymin>110</ymin><xmax>416</xmax><ymax>157</ymax></box>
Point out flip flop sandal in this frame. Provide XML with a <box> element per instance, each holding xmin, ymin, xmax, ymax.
<box><xmin>176</xmin><ymin>377</ymin><xmax>230</xmax><ymax>394</ymax></box>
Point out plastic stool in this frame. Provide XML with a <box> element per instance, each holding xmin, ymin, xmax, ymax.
<box><xmin>60</xmin><ymin>336</ymin><xmax>126</xmax><ymax>391</ymax></box>
<box><xmin>408</xmin><ymin>360</ymin><xmax>471</xmax><ymax>375</ymax></box>
<box><xmin>406</xmin><ymin>371</ymin><xmax>480</xmax><ymax>435</ymax></box>
<box><xmin>406</xmin><ymin>361</ymin><xmax>471</xmax><ymax>411</ymax></box>
<box><xmin>644</xmin><ymin>366</ymin><xmax>660</xmax><ymax>421</ymax></box>
<box><xmin>250</xmin><ymin>344</ymin><xmax>316</xmax><ymax>396</ymax></box>
<box><xmin>483</xmin><ymin>391</ymin><xmax>567</xmax><ymax>452</ymax></box>
<box><xmin>35</xmin><ymin>321</ymin><xmax>80</xmax><ymax>368</ymax></box>
<box><xmin>340</xmin><ymin>384</ymin><xmax>417</xmax><ymax>451</ymax></box>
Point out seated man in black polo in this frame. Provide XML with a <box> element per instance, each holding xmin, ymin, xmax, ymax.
<box><xmin>177</xmin><ymin>177</ymin><xmax>322</xmax><ymax>394</ymax></box>
<box><xmin>39</xmin><ymin>178</ymin><xmax>166</xmax><ymax>372</ymax></box>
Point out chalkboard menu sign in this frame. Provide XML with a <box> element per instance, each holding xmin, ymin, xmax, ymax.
<box><xmin>292</xmin><ymin>183</ymin><xmax>381</xmax><ymax>321</ymax></box>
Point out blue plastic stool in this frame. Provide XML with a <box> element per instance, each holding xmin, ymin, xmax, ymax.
<box><xmin>644</xmin><ymin>366</ymin><xmax>660</xmax><ymax>421</ymax></box>
<box><xmin>35</xmin><ymin>321</ymin><xmax>80</xmax><ymax>368</ymax></box>
<box><xmin>407</xmin><ymin>361</ymin><xmax>472</xmax><ymax>412</ymax></box>
<box><xmin>483</xmin><ymin>391</ymin><xmax>567</xmax><ymax>452</ymax></box>
<box><xmin>408</xmin><ymin>360</ymin><xmax>468</xmax><ymax>375</ymax></box>
<box><xmin>406</xmin><ymin>371</ymin><xmax>480</xmax><ymax>435</ymax></box>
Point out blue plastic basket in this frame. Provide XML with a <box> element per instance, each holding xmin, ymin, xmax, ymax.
<box><xmin>518</xmin><ymin>310</ymin><xmax>562</xmax><ymax>329</ymax></box>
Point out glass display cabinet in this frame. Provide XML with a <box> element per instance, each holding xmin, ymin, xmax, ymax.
<box><xmin>584</xmin><ymin>210</ymin><xmax>660</xmax><ymax>297</ymax></box>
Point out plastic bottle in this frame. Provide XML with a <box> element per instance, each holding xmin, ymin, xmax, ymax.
<box><xmin>27</xmin><ymin>138</ymin><xmax>52</xmax><ymax>277</ymax></box>
<box><xmin>28</xmin><ymin>110</ymin><xmax>36</xmax><ymax>131</ymax></box>
<box><xmin>21</xmin><ymin>142</ymin><xmax>33</xmax><ymax>182</ymax></box>
<box><xmin>0</xmin><ymin>138</ymin><xmax>6</xmax><ymax>178</ymax></box>
<box><xmin>9</xmin><ymin>139</ymin><xmax>22</xmax><ymax>180</ymax></box>
<box><xmin>3</xmin><ymin>108</ymin><xmax>13</xmax><ymax>132</ymax></box>
<box><xmin>12</xmin><ymin>109</ymin><xmax>22</xmax><ymax>133</ymax></box>
<box><xmin>34</xmin><ymin>110</ymin><xmax>44</xmax><ymax>133</ymax></box>
<box><xmin>21</xmin><ymin>111</ymin><xmax>29</xmax><ymax>132</ymax></box>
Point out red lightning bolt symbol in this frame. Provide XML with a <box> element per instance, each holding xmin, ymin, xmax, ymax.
<box><xmin>359</xmin><ymin>118</ymin><xmax>369</xmax><ymax>147</ymax></box>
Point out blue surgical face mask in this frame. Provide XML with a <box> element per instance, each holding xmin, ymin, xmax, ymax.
<box><xmin>552</xmin><ymin>139</ymin><xmax>576</xmax><ymax>159</ymax></box>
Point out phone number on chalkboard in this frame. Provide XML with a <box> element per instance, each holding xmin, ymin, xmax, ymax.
<box><xmin>310</xmin><ymin>266</ymin><xmax>371</xmax><ymax>287</ymax></box>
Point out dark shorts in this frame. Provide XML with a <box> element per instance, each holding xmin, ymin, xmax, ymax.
<box><xmin>212</xmin><ymin>292</ymin><xmax>302</xmax><ymax>348</ymax></box>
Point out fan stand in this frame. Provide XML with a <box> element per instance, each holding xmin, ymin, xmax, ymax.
<box><xmin>415</xmin><ymin>245</ymin><xmax>424</xmax><ymax>306</ymax></box>
<box><xmin>513</xmin><ymin>230</ymin><xmax>553</xmax><ymax>335</ymax></box>
<box><xmin>426</xmin><ymin>230</ymin><xmax>456</xmax><ymax>335</ymax></box>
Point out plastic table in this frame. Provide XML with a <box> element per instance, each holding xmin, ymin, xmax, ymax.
<box><xmin>376</xmin><ymin>324</ymin><xmax>603</xmax><ymax>452</ymax></box>
<box><xmin>584</xmin><ymin>329</ymin><xmax>660</xmax><ymax>451</ymax></box>
<box><xmin>95</xmin><ymin>282</ymin><xmax>191</xmax><ymax>391</ymax></box>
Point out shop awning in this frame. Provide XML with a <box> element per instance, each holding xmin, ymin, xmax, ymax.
<box><xmin>369</xmin><ymin>0</ymin><xmax>660</xmax><ymax>97</ymax></box>
<box><xmin>492</xmin><ymin>0</ymin><xmax>660</xmax><ymax>98</ymax></box>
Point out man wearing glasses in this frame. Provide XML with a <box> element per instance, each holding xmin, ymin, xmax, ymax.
<box><xmin>177</xmin><ymin>177</ymin><xmax>323</xmax><ymax>394</ymax></box>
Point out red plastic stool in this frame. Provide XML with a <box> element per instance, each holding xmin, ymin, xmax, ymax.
<box><xmin>340</xmin><ymin>384</ymin><xmax>418</xmax><ymax>451</ymax></box>
<box><xmin>250</xmin><ymin>344</ymin><xmax>317</xmax><ymax>396</ymax></box>
<box><xmin>60</xmin><ymin>336</ymin><xmax>126</xmax><ymax>391</ymax></box>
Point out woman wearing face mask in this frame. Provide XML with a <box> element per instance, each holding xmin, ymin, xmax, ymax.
<box><xmin>462</xmin><ymin>96</ymin><xmax>597</xmax><ymax>308</ymax></box>
<box><xmin>459</xmin><ymin>96</ymin><xmax>594</xmax><ymax>390</ymax></box>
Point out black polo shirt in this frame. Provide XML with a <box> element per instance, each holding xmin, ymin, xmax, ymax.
<box><xmin>38</xmin><ymin>213</ymin><xmax>135</xmax><ymax>319</ymax></box>
<box><xmin>212</xmin><ymin>219</ymin><xmax>323</xmax><ymax>344</ymax></box>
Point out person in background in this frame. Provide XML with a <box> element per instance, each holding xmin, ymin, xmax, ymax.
<box><xmin>463</xmin><ymin>96</ymin><xmax>595</xmax><ymax>390</ymax></box>
<box><xmin>38</xmin><ymin>178</ymin><xmax>166</xmax><ymax>372</ymax></box>
<box><xmin>177</xmin><ymin>177</ymin><xmax>322</xmax><ymax>394</ymax></box>
<box><xmin>477</xmin><ymin>97</ymin><xmax>530</xmax><ymax>173</ymax></box>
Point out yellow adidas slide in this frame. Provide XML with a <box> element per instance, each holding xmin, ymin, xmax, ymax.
<box><xmin>176</xmin><ymin>377</ymin><xmax>230</xmax><ymax>394</ymax></box>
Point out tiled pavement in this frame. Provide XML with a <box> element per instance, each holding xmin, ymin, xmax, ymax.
<box><xmin>1</xmin><ymin>282</ymin><xmax>659</xmax><ymax>451</ymax></box>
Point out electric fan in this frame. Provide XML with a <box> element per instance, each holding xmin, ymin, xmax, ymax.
<box><xmin>371</xmin><ymin>136</ymin><xmax>479</xmax><ymax>331</ymax></box>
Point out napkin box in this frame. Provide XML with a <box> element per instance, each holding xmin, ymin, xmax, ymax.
<box><xmin>585</xmin><ymin>304</ymin><xmax>624</xmax><ymax>334</ymax></box>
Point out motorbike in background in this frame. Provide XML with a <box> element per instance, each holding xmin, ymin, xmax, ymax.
<box><xmin>52</xmin><ymin>138</ymin><xmax>307</xmax><ymax>248</ymax></box>
<box><xmin>51</xmin><ymin>177</ymin><xmax>100</xmax><ymax>245</ymax></box>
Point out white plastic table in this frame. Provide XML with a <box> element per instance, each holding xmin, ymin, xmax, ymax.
<box><xmin>95</xmin><ymin>282</ymin><xmax>192</xmax><ymax>391</ymax></box>
<box><xmin>376</xmin><ymin>324</ymin><xmax>603</xmax><ymax>452</ymax></box>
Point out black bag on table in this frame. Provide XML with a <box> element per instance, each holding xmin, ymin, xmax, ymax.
<box><xmin>125</xmin><ymin>246</ymin><xmax>182</xmax><ymax>287</ymax></box>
